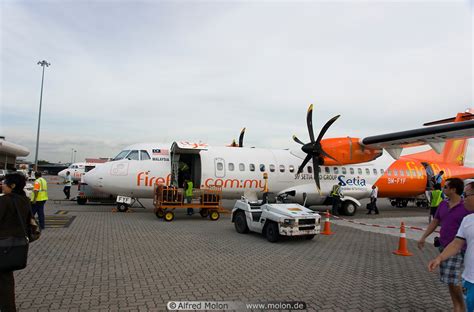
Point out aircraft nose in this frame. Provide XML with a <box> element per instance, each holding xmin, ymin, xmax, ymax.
<box><xmin>58</xmin><ymin>169</ymin><xmax>66</xmax><ymax>178</ymax></box>
<box><xmin>83</xmin><ymin>166</ymin><xmax>104</xmax><ymax>189</ymax></box>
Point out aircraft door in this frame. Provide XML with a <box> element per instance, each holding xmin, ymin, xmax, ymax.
<box><xmin>214</xmin><ymin>158</ymin><xmax>226</xmax><ymax>178</ymax></box>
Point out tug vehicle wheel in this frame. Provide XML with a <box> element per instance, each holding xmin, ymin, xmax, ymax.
<box><xmin>199</xmin><ymin>209</ymin><xmax>209</xmax><ymax>218</ymax></box>
<box><xmin>155</xmin><ymin>208</ymin><xmax>165</xmax><ymax>219</ymax></box>
<box><xmin>305</xmin><ymin>235</ymin><xmax>315</xmax><ymax>240</ymax></box>
<box><xmin>209</xmin><ymin>211</ymin><xmax>220</xmax><ymax>221</ymax></box>
<box><xmin>265</xmin><ymin>222</ymin><xmax>280</xmax><ymax>243</ymax></box>
<box><xmin>117</xmin><ymin>203</ymin><xmax>129</xmax><ymax>212</ymax></box>
<box><xmin>234</xmin><ymin>211</ymin><xmax>249</xmax><ymax>234</ymax></box>
<box><xmin>164</xmin><ymin>211</ymin><xmax>175</xmax><ymax>222</ymax></box>
<box><xmin>77</xmin><ymin>197</ymin><xmax>87</xmax><ymax>205</ymax></box>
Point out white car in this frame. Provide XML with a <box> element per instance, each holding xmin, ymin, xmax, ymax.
<box><xmin>231</xmin><ymin>198</ymin><xmax>321</xmax><ymax>242</ymax></box>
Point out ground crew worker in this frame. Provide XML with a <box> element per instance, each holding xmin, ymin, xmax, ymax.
<box><xmin>31</xmin><ymin>171</ymin><xmax>48</xmax><ymax>229</ymax></box>
<box><xmin>430</xmin><ymin>183</ymin><xmax>444</xmax><ymax>222</ymax></box>
<box><xmin>184</xmin><ymin>177</ymin><xmax>194</xmax><ymax>215</ymax></box>
<box><xmin>367</xmin><ymin>185</ymin><xmax>379</xmax><ymax>215</ymax></box>
<box><xmin>434</xmin><ymin>171</ymin><xmax>445</xmax><ymax>185</ymax></box>
<box><xmin>330</xmin><ymin>182</ymin><xmax>343</xmax><ymax>216</ymax></box>
<box><xmin>63</xmin><ymin>171</ymin><xmax>73</xmax><ymax>200</ymax></box>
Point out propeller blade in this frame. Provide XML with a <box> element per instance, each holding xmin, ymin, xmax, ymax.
<box><xmin>297</xmin><ymin>154</ymin><xmax>312</xmax><ymax>175</ymax></box>
<box><xmin>239</xmin><ymin>127</ymin><xmax>246</xmax><ymax>147</ymax></box>
<box><xmin>292</xmin><ymin>135</ymin><xmax>305</xmax><ymax>145</ymax></box>
<box><xmin>320</xmin><ymin>149</ymin><xmax>339</xmax><ymax>163</ymax></box>
<box><xmin>316</xmin><ymin>115</ymin><xmax>340</xmax><ymax>143</ymax></box>
<box><xmin>312</xmin><ymin>156</ymin><xmax>321</xmax><ymax>192</ymax></box>
<box><xmin>306</xmin><ymin>104</ymin><xmax>315</xmax><ymax>143</ymax></box>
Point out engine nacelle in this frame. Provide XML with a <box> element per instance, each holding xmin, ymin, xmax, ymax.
<box><xmin>320</xmin><ymin>137</ymin><xmax>382</xmax><ymax>165</ymax></box>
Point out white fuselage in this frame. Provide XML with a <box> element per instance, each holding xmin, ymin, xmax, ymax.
<box><xmin>83</xmin><ymin>142</ymin><xmax>398</xmax><ymax>206</ymax></box>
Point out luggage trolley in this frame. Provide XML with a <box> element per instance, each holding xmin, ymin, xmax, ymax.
<box><xmin>153</xmin><ymin>185</ymin><xmax>224</xmax><ymax>222</ymax></box>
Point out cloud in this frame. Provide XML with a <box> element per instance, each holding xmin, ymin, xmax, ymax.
<box><xmin>1</xmin><ymin>1</ymin><xmax>472</xmax><ymax>162</ymax></box>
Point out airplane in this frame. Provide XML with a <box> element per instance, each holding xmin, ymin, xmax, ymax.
<box><xmin>83</xmin><ymin>107</ymin><xmax>474</xmax><ymax>215</ymax></box>
<box><xmin>58</xmin><ymin>159</ymin><xmax>107</xmax><ymax>183</ymax></box>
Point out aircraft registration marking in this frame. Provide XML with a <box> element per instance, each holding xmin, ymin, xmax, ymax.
<box><xmin>387</xmin><ymin>177</ymin><xmax>406</xmax><ymax>184</ymax></box>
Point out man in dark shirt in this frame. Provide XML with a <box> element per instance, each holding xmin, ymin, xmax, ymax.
<box><xmin>418</xmin><ymin>178</ymin><xmax>471</xmax><ymax>312</ymax></box>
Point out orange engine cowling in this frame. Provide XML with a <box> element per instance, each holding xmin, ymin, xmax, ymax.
<box><xmin>319</xmin><ymin>137</ymin><xmax>382</xmax><ymax>165</ymax></box>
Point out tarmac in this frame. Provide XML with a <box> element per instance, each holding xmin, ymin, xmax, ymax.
<box><xmin>12</xmin><ymin>176</ymin><xmax>455</xmax><ymax>311</ymax></box>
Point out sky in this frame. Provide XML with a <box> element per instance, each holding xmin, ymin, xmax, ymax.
<box><xmin>1</xmin><ymin>0</ymin><xmax>473</xmax><ymax>163</ymax></box>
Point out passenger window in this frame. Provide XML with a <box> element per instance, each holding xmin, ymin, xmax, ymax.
<box><xmin>350</xmin><ymin>168</ymin><xmax>354</xmax><ymax>175</ymax></box>
<box><xmin>140</xmin><ymin>150</ymin><xmax>151</xmax><ymax>160</ymax></box>
<box><xmin>307</xmin><ymin>166</ymin><xmax>312</xmax><ymax>174</ymax></box>
<box><xmin>381</xmin><ymin>169</ymin><xmax>384</xmax><ymax>175</ymax></box>
<box><xmin>217</xmin><ymin>162</ymin><xmax>224</xmax><ymax>171</ymax></box>
<box><xmin>279</xmin><ymin>165</ymin><xmax>285</xmax><ymax>173</ymax></box>
<box><xmin>358</xmin><ymin>168</ymin><xmax>362</xmax><ymax>175</ymax></box>
<box><xmin>373</xmin><ymin>168</ymin><xmax>377</xmax><ymax>175</ymax></box>
<box><xmin>406</xmin><ymin>170</ymin><xmax>411</xmax><ymax>177</ymax></box>
<box><xmin>342</xmin><ymin>167</ymin><xmax>347</xmax><ymax>174</ymax></box>
<box><xmin>289</xmin><ymin>165</ymin><xmax>295</xmax><ymax>173</ymax></box>
<box><xmin>411</xmin><ymin>170</ymin><xmax>416</xmax><ymax>177</ymax></box>
<box><xmin>250</xmin><ymin>164</ymin><xmax>255</xmax><ymax>172</ymax></box>
<box><xmin>269</xmin><ymin>164</ymin><xmax>275</xmax><ymax>172</ymax></box>
<box><xmin>228</xmin><ymin>163</ymin><xmax>235</xmax><ymax>171</ymax></box>
<box><xmin>325</xmin><ymin>167</ymin><xmax>330</xmax><ymax>174</ymax></box>
<box><xmin>259</xmin><ymin>164</ymin><xmax>265</xmax><ymax>172</ymax></box>
<box><xmin>365</xmin><ymin>168</ymin><xmax>370</xmax><ymax>175</ymax></box>
<box><xmin>239</xmin><ymin>163</ymin><xmax>245</xmax><ymax>171</ymax></box>
<box><xmin>127</xmin><ymin>150</ymin><xmax>139</xmax><ymax>160</ymax></box>
<box><xmin>393</xmin><ymin>170</ymin><xmax>398</xmax><ymax>176</ymax></box>
<box><xmin>333</xmin><ymin>167</ymin><xmax>339</xmax><ymax>174</ymax></box>
<box><xmin>387</xmin><ymin>170</ymin><xmax>392</xmax><ymax>176</ymax></box>
<box><xmin>399</xmin><ymin>170</ymin><xmax>404</xmax><ymax>176</ymax></box>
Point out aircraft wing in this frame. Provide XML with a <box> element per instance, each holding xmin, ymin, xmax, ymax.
<box><xmin>360</xmin><ymin>119</ymin><xmax>474</xmax><ymax>159</ymax></box>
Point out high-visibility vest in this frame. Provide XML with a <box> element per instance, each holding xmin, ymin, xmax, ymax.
<box><xmin>31</xmin><ymin>177</ymin><xmax>48</xmax><ymax>201</ymax></box>
<box><xmin>185</xmin><ymin>181</ymin><xmax>193</xmax><ymax>197</ymax></box>
<box><xmin>430</xmin><ymin>190</ymin><xmax>443</xmax><ymax>207</ymax></box>
<box><xmin>330</xmin><ymin>185</ymin><xmax>340</xmax><ymax>197</ymax></box>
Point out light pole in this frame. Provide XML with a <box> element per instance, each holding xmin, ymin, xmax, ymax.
<box><xmin>34</xmin><ymin>60</ymin><xmax>51</xmax><ymax>172</ymax></box>
<box><xmin>70</xmin><ymin>148</ymin><xmax>74</xmax><ymax>164</ymax></box>
<box><xmin>73</xmin><ymin>150</ymin><xmax>77</xmax><ymax>163</ymax></box>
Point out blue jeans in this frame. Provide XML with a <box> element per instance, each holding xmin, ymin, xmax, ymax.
<box><xmin>464</xmin><ymin>279</ymin><xmax>474</xmax><ymax>312</ymax></box>
<box><xmin>31</xmin><ymin>201</ymin><xmax>46</xmax><ymax>229</ymax></box>
<box><xmin>185</xmin><ymin>196</ymin><xmax>193</xmax><ymax>215</ymax></box>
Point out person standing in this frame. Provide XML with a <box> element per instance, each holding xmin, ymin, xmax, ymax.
<box><xmin>0</xmin><ymin>173</ymin><xmax>33</xmax><ymax>312</ymax></box>
<box><xmin>429</xmin><ymin>183</ymin><xmax>444</xmax><ymax>222</ymax></box>
<box><xmin>31</xmin><ymin>171</ymin><xmax>48</xmax><ymax>230</ymax></box>
<box><xmin>63</xmin><ymin>171</ymin><xmax>73</xmax><ymax>200</ymax></box>
<box><xmin>367</xmin><ymin>185</ymin><xmax>379</xmax><ymax>215</ymax></box>
<box><xmin>434</xmin><ymin>170</ymin><xmax>445</xmax><ymax>185</ymax></box>
<box><xmin>330</xmin><ymin>182</ymin><xmax>343</xmax><ymax>216</ymax></box>
<box><xmin>418</xmin><ymin>178</ymin><xmax>471</xmax><ymax>312</ymax></box>
<box><xmin>184</xmin><ymin>177</ymin><xmax>194</xmax><ymax>215</ymax></box>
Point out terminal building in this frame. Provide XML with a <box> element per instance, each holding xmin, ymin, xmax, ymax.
<box><xmin>0</xmin><ymin>136</ymin><xmax>30</xmax><ymax>169</ymax></box>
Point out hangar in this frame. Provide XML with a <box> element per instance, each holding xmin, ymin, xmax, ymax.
<box><xmin>0</xmin><ymin>136</ymin><xmax>29</xmax><ymax>169</ymax></box>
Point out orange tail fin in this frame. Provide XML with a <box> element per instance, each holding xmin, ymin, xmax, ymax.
<box><xmin>407</xmin><ymin>110</ymin><xmax>473</xmax><ymax>166</ymax></box>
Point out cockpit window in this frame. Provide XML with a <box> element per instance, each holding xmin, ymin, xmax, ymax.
<box><xmin>113</xmin><ymin>150</ymin><xmax>130</xmax><ymax>161</ymax></box>
<box><xmin>140</xmin><ymin>150</ymin><xmax>151</xmax><ymax>160</ymax></box>
<box><xmin>126</xmin><ymin>150</ymin><xmax>139</xmax><ymax>160</ymax></box>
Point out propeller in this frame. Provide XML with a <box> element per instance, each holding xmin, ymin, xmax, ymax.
<box><xmin>230</xmin><ymin>128</ymin><xmax>246</xmax><ymax>147</ymax></box>
<box><xmin>238</xmin><ymin>127</ymin><xmax>246</xmax><ymax>147</ymax></box>
<box><xmin>293</xmin><ymin>104</ymin><xmax>340</xmax><ymax>191</ymax></box>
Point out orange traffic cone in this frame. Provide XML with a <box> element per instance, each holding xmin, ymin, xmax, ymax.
<box><xmin>320</xmin><ymin>210</ymin><xmax>334</xmax><ymax>235</ymax></box>
<box><xmin>392</xmin><ymin>222</ymin><xmax>413</xmax><ymax>256</ymax></box>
